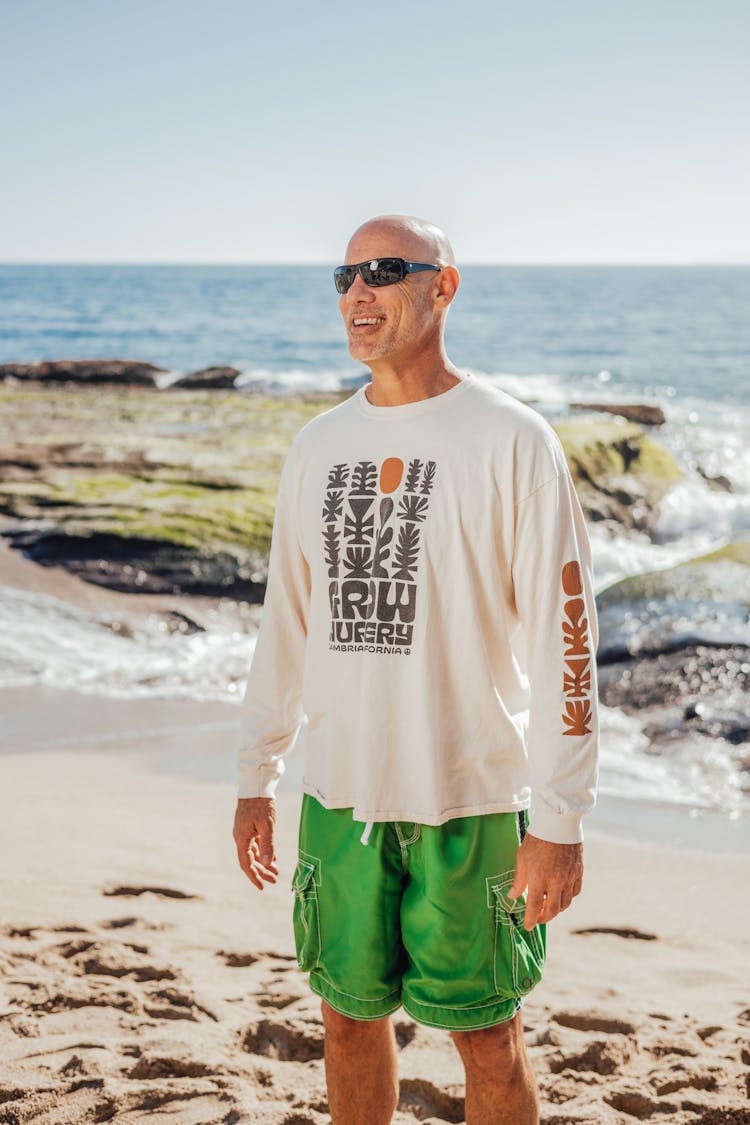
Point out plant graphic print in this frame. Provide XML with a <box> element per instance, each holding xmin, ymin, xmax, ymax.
<box><xmin>560</xmin><ymin>561</ymin><xmax>593</xmax><ymax>735</ymax></box>
<box><xmin>321</xmin><ymin>455</ymin><xmax>437</xmax><ymax>654</ymax></box>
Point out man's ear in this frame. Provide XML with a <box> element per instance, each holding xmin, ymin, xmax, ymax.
<box><xmin>435</xmin><ymin>265</ymin><xmax>460</xmax><ymax>307</ymax></box>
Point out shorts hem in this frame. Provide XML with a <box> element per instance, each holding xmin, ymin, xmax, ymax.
<box><xmin>309</xmin><ymin>972</ymin><xmax>402</xmax><ymax>1021</ymax></box>
<box><xmin>401</xmin><ymin>993</ymin><xmax>523</xmax><ymax>1031</ymax></box>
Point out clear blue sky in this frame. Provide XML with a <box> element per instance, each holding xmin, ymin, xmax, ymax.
<box><xmin>2</xmin><ymin>0</ymin><xmax>748</xmax><ymax>263</ymax></box>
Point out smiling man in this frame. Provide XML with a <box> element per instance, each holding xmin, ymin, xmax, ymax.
<box><xmin>233</xmin><ymin>215</ymin><xmax>599</xmax><ymax>1124</ymax></box>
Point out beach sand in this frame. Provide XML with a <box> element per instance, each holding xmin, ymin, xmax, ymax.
<box><xmin>1</xmin><ymin>696</ymin><xmax>749</xmax><ymax>1125</ymax></box>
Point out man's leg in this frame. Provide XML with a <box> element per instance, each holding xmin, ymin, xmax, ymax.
<box><xmin>321</xmin><ymin>1000</ymin><xmax>399</xmax><ymax>1125</ymax></box>
<box><xmin>450</xmin><ymin>1010</ymin><xmax>539</xmax><ymax>1125</ymax></box>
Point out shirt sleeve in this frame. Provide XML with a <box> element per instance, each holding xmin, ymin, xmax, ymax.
<box><xmin>237</xmin><ymin>437</ymin><xmax>310</xmax><ymax>799</ymax></box>
<box><xmin>511</xmin><ymin>449</ymin><xmax>599</xmax><ymax>845</ymax></box>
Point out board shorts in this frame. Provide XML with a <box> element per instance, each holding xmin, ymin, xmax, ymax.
<box><xmin>291</xmin><ymin>794</ymin><xmax>546</xmax><ymax>1032</ymax></box>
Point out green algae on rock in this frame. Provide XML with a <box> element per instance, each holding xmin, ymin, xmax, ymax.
<box><xmin>554</xmin><ymin>419</ymin><xmax>683</xmax><ymax>533</ymax></box>
<box><xmin>598</xmin><ymin>540</ymin><xmax>750</xmax><ymax>609</ymax></box>
<box><xmin>0</xmin><ymin>386</ymin><xmax>348</xmax><ymax>597</ymax></box>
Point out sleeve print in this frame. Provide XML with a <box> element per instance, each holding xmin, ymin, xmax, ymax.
<box><xmin>510</xmin><ymin>458</ymin><xmax>599</xmax><ymax>845</ymax></box>
<box><xmin>560</xmin><ymin>561</ymin><xmax>594</xmax><ymax>736</ymax></box>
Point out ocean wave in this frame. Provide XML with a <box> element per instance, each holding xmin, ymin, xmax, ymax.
<box><xmin>598</xmin><ymin>706</ymin><xmax>745</xmax><ymax>815</ymax></box>
<box><xmin>0</xmin><ymin>585</ymin><xmax>255</xmax><ymax>703</ymax></box>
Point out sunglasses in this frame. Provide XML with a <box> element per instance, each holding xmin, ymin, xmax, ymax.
<box><xmin>334</xmin><ymin>258</ymin><xmax>441</xmax><ymax>295</ymax></box>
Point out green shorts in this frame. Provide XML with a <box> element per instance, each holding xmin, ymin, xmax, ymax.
<box><xmin>291</xmin><ymin>794</ymin><xmax>546</xmax><ymax>1032</ymax></box>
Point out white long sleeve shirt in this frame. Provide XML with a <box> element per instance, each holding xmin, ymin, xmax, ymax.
<box><xmin>237</xmin><ymin>373</ymin><xmax>599</xmax><ymax>844</ymax></box>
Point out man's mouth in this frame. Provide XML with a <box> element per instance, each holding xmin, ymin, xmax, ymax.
<box><xmin>351</xmin><ymin>315</ymin><xmax>385</xmax><ymax>330</ymax></box>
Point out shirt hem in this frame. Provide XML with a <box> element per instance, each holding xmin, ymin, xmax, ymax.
<box><xmin>302</xmin><ymin>782</ymin><xmax>530</xmax><ymax>826</ymax></box>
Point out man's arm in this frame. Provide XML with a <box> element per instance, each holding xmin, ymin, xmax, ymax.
<box><xmin>235</xmin><ymin>438</ymin><xmax>310</xmax><ymax>886</ymax></box>
<box><xmin>508</xmin><ymin>441</ymin><xmax>599</xmax><ymax>926</ymax></box>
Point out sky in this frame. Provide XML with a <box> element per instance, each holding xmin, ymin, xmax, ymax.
<box><xmin>1</xmin><ymin>0</ymin><xmax>748</xmax><ymax>264</ymax></box>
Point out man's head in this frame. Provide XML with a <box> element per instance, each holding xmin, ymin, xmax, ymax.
<box><xmin>338</xmin><ymin>215</ymin><xmax>459</xmax><ymax>367</ymax></box>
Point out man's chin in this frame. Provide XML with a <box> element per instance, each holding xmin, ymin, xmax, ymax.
<box><xmin>348</xmin><ymin>343</ymin><xmax>382</xmax><ymax>365</ymax></box>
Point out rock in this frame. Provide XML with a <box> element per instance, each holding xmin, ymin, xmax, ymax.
<box><xmin>596</xmin><ymin>544</ymin><xmax>750</xmax><ymax>769</ymax></box>
<box><xmin>554</xmin><ymin>419</ymin><xmax>682</xmax><ymax>533</ymax></box>
<box><xmin>598</xmin><ymin>542</ymin><xmax>750</xmax><ymax>619</ymax></box>
<box><xmin>0</xmin><ymin>383</ymin><xmax>349</xmax><ymax>599</ymax></box>
<box><xmin>570</xmin><ymin>401</ymin><xmax>667</xmax><ymax>426</ymax></box>
<box><xmin>599</xmin><ymin>646</ymin><xmax>750</xmax><ymax>714</ymax></box>
<box><xmin>169</xmin><ymin>366</ymin><xmax>241</xmax><ymax>391</ymax></box>
<box><xmin>0</xmin><ymin>359</ymin><xmax>166</xmax><ymax>387</ymax></box>
<box><xmin>697</xmin><ymin>464</ymin><xmax>733</xmax><ymax>492</ymax></box>
<box><xmin>2</xmin><ymin>526</ymin><xmax>268</xmax><ymax>599</ymax></box>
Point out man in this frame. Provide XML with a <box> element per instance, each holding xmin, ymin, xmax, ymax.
<box><xmin>233</xmin><ymin>215</ymin><xmax>599</xmax><ymax>1124</ymax></box>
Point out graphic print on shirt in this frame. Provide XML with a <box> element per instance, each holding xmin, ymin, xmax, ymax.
<box><xmin>560</xmin><ymin>561</ymin><xmax>593</xmax><ymax>735</ymax></box>
<box><xmin>322</xmin><ymin>456</ymin><xmax>437</xmax><ymax>655</ymax></box>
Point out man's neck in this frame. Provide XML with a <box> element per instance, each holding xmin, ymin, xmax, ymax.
<box><xmin>363</xmin><ymin>360</ymin><xmax>464</xmax><ymax>407</ymax></box>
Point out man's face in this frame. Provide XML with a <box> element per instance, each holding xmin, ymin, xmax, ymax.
<box><xmin>338</xmin><ymin>226</ymin><xmax>441</xmax><ymax>366</ymax></box>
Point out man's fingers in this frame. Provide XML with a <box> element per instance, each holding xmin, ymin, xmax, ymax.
<box><xmin>257</xmin><ymin>826</ymin><xmax>276</xmax><ymax>868</ymax></box>
<box><xmin>539</xmin><ymin>890</ymin><xmax>564</xmax><ymax>923</ymax></box>
<box><xmin>523</xmin><ymin>885</ymin><xmax>546</xmax><ymax>930</ymax></box>
<box><xmin>236</xmin><ymin>840</ymin><xmax>264</xmax><ymax>890</ymax></box>
<box><xmin>249</xmin><ymin>840</ymin><xmax>279</xmax><ymax>879</ymax></box>
<box><xmin>509</xmin><ymin>847</ymin><xmax>528</xmax><ymax>900</ymax></box>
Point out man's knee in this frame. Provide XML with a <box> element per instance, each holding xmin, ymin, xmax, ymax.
<box><xmin>450</xmin><ymin>1012</ymin><xmax>527</xmax><ymax>1075</ymax></box>
<box><xmin>321</xmin><ymin>1000</ymin><xmax>391</xmax><ymax>1044</ymax></box>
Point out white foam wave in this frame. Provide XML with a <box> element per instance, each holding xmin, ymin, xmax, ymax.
<box><xmin>590</xmin><ymin>527</ymin><xmax>720</xmax><ymax>593</ymax></box>
<box><xmin>235</xmin><ymin>367</ymin><xmax>357</xmax><ymax>394</ymax></box>
<box><xmin>0</xmin><ymin>585</ymin><xmax>254</xmax><ymax>702</ymax></box>
<box><xmin>656</xmin><ymin>479</ymin><xmax>750</xmax><ymax>544</ymax></box>
<box><xmin>598</xmin><ymin>706</ymin><xmax>744</xmax><ymax>814</ymax></box>
<box><xmin>468</xmin><ymin>369</ymin><xmax>571</xmax><ymax>407</ymax></box>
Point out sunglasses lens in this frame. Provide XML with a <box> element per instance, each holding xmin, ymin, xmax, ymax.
<box><xmin>334</xmin><ymin>258</ymin><xmax>406</xmax><ymax>293</ymax></box>
<box><xmin>334</xmin><ymin>266</ymin><xmax>354</xmax><ymax>294</ymax></box>
<box><xmin>361</xmin><ymin>258</ymin><xmax>404</xmax><ymax>287</ymax></box>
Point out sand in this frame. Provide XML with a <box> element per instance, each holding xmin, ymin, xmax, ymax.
<box><xmin>1</xmin><ymin>711</ymin><xmax>749</xmax><ymax>1125</ymax></box>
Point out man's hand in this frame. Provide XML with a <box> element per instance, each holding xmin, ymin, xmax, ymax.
<box><xmin>509</xmin><ymin>833</ymin><xmax>583</xmax><ymax>930</ymax></box>
<box><xmin>233</xmin><ymin>797</ymin><xmax>279</xmax><ymax>891</ymax></box>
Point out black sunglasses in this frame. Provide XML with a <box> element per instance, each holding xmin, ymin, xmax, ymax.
<box><xmin>334</xmin><ymin>258</ymin><xmax>441</xmax><ymax>295</ymax></box>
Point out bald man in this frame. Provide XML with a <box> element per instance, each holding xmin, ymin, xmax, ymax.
<box><xmin>234</xmin><ymin>215</ymin><xmax>599</xmax><ymax>1124</ymax></box>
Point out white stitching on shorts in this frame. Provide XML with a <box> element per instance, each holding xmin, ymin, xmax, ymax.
<box><xmin>298</xmin><ymin>848</ymin><xmax>323</xmax><ymax>886</ymax></box>
<box><xmin>394</xmin><ymin>822</ymin><xmax>420</xmax><ymax>872</ymax></box>
<box><xmin>401</xmin><ymin>996</ymin><xmax>523</xmax><ymax>1031</ymax></box>
<box><xmin>311</xmin><ymin>973</ymin><xmax>401</xmax><ymax>1004</ymax></box>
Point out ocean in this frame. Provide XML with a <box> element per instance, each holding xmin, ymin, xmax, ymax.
<box><xmin>1</xmin><ymin>264</ymin><xmax>749</xmax><ymax>817</ymax></box>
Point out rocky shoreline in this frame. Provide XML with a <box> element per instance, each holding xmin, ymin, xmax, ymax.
<box><xmin>0</xmin><ymin>364</ymin><xmax>687</xmax><ymax>597</ymax></box>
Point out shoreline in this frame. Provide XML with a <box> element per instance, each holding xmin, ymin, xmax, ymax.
<box><xmin>2</xmin><ymin>683</ymin><xmax>747</xmax><ymax>857</ymax></box>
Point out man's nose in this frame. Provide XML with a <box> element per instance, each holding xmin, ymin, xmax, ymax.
<box><xmin>346</xmin><ymin>272</ymin><xmax>376</xmax><ymax>300</ymax></box>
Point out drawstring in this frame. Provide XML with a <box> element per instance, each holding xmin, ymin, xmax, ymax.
<box><xmin>360</xmin><ymin>821</ymin><xmax>374</xmax><ymax>846</ymax></box>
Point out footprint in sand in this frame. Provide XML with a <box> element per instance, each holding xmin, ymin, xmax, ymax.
<box><xmin>142</xmin><ymin>986</ymin><xmax>218</xmax><ymax>1023</ymax></box>
<box><xmin>552</xmin><ymin>1010</ymin><xmax>637</xmax><ymax>1036</ymax></box>
<box><xmin>218</xmin><ymin>950</ymin><xmax>260</xmax><ymax>967</ymax></box>
<box><xmin>241</xmin><ymin>1016</ymin><xmax>325</xmax><ymax>1062</ymax></box>
<box><xmin>547</xmin><ymin>1035</ymin><xmax>634</xmax><ymax>1076</ymax></box>
<box><xmin>20</xmin><ymin>979</ymin><xmax>140</xmax><ymax>1015</ymax></box>
<box><xmin>394</xmin><ymin>1019</ymin><xmax>418</xmax><ymax>1048</ymax></box>
<box><xmin>651</xmin><ymin>1062</ymin><xmax>723</xmax><ymax>1096</ymax></box>
<box><xmin>128</xmin><ymin>1054</ymin><xmax>224</xmax><ymax>1080</ymax></box>
<box><xmin>50</xmin><ymin>937</ymin><xmax>178</xmax><ymax>984</ymax></box>
<box><xmin>604</xmin><ymin>1087</ymin><xmax>678</xmax><ymax>1118</ymax></box>
<box><xmin>397</xmin><ymin>1076</ymin><xmax>465</xmax><ymax>1123</ymax></box>
<box><xmin>102</xmin><ymin>883</ymin><xmax>201</xmax><ymax>900</ymax></box>
<box><xmin>572</xmin><ymin>925</ymin><xmax>658</xmax><ymax>941</ymax></box>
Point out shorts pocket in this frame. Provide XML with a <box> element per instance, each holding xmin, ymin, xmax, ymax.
<box><xmin>489</xmin><ymin>875</ymin><xmax>546</xmax><ymax>998</ymax></box>
<box><xmin>292</xmin><ymin>856</ymin><xmax>321</xmax><ymax>971</ymax></box>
